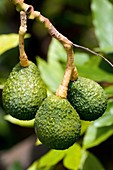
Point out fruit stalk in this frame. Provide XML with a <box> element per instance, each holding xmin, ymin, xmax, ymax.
<box><xmin>19</xmin><ymin>11</ymin><xmax>29</xmax><ymax>67</ymax></box>
<box><xmin>56</xmin><ymin>44</ymin><xmax>78</xmax><ymax>98</ymax></box>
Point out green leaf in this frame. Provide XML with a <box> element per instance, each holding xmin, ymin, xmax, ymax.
<box><xmin>77</xmin><ymin>64</ymin><xmax>113</xmax><ymax>83</ymax></box>
<box><xmin>4</xmin><ymin>115</ymin><xmax>34</xmax><ymax>128</ymax></box>
<box><xmin>28</xmin><ymin>162</ymin><xmax>55</xmax><ymax>170</ymax></box>
<box><xmin>0</xmin><ymin>34</ymin><xmax>30</xmax><ymax>55</ymax></box>
<box><xmin>81</xmin><ymin>120</ymin><xmax>91</xmax><ymax>135</ymax></box>
<box><xmin>48</xmin><ymin>38</ymin><xmax>90</xmax><ymax>66</ymax></box>
<box><xmin>38</xmin><ymin>150</ymin><xmax>66</xmax><ymax>167</ymax></box>
<box><xmin>83</xmin><ymin>100</ymin><xmax>113</xmax><ymax>149</ymax></box>
<box><xmin>93</xmin><ymin>100</ymin><xmax>113</xmax><ymax>127</ymax></box>
<box><xmin>37</xmin><ymin>57</ymin><xmax>64</xmax><ymax>92</ymax></box>
<box><xmin>0</xmin><ymin>109</ymin><xmax>11</xmax><ymax>137</ymax></box>
<box><xmin>80</xmin><ymin>150</ymin><xmax>105</xmax><ymax>170</ymax></box>
<box><xmin>83</xmin><ymin>124</ymin><xmax>113</xmax><ymax>149</ymax></box>
<box><xmin>74</xmin><ymin>53</ymin><xmax>90</xmax><ymax>66</ymax></box>
<box><xmin>8</xmin><ymin>161</ymin><xmax>23</xmax><ymax>170</ymax></box>
<box><xmin>28</xmin><ymin>149</ymin><xmax>66</xmax><ymax>170</ymax></box>
<box><xmin>105</xmin><ymin>85</ymin><xmax>113</xmax><ymax>96</ymax></box>
<box><xmin>48</xmin><ymin>38</ymin><xmax>66</xmax><ymax>63</ymax></box>
<box><xmin>91</xmin><ymin>0</ymin><xmax>113</xmax><ymax>53</ymax></box>
<box><xmin>63</xmin><ymin>143</ymin><xmax>82</xmax><ymax>170</ymax></box>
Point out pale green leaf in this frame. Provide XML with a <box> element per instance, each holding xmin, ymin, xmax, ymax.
<box><xmin>74</xmin><ymin>53</ymin><xmax>90</xmax><ymax>66</ymax></box>
<box><xmin>28</xmin><ymin>149</ymin><xmax>66</xmax><ymax>170</ymax></box>
<box><xmin>63</xmin><ymin>143</ymin><xmax>82</xmax><ymax>170</ymax></box>
<box><xmin>91</xmin><ymin>0</ymin><xmax>113</xmax><ymax>53</ymax></box>
<box><xmin>80</xmin><ymin>150</ymin><xmax>105</xmax><ymax>170</ymax></box>
<box><xmin>28</xmin><ymin>161</ymin><xmax>55</xmax><ymax>170</ymax></box>
<box><xmin>81</xmin><ymin>120</ymin><xmax>91</xmax><ymax>135</ymax></box>
<box><xmin>83</xmin><ymin>124</ymin><xmax>113</xmax><ymax>149</ymax></box>
<box><xmin>48</xmin><ymin>38</ymin><xmax>66</xmax><ymax>63</ymax></box>
<box><xmin>77</xmin><ymin>64</ymin><xmax>113</xmax><ymax>83</ymax></box>
<box><xmin>83</xmin><ymin>100</ymin><xmax>113</xmax><ymax>149</ymax></box>
<box><xmin>4</xmin><ymin>115</ymin><xmax>34</xmax><ymax>128</ymax></box>
<box><xmin>37</xmin><ymin>57</ymin><xmax>64</xmax><ymax>92</ymax></box>
<box><xmin>38</xmin><ymin>150</ymin><xmax>66</xmax><ymax>167</ymax></box>
<box><xmin>48</xmin><ymin>38</ymin><xmax>90</xmax><ymax>66</ymax></box>
<box><xmin>0</xmin><ymin>34</ymin><xmax>30</xmax><ymax>55</ymax></box>
<box><xmin>105</xmin><ymin>85</ymin><xmax>113</xmax><ymax>95</ymax></box>
<box><xmin>93</xmin><ymin>100</ymin><xmax>113</xmax><ymax>127</ymax></box>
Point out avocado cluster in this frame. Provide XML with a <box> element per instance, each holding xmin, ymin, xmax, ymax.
<box><xmin>67</xmin><ymin>76</ymin><xmax>107</xmax><ymax>121</ymax></box>
<box><xmin>34</xmin><ymin>95</ymin><xmax>81</xmax><ymax>150</ymax></box>
<box><xmin>2</xmin><ymin>61</ymin><xmax>47</xmax><ymax>120</ymax></box>
<box><xmin>2</xmin><ymin>60</ymin><xmax>107</xmax><ymax>150</ymax></box>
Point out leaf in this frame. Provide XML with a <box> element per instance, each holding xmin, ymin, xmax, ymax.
<box><xmin>81</xmin><ymin>120</ymin><xmax>91</xmax><ymax>135</ymax></box>
<box><xmin>93</xmin><ymin>100</ymin><xmax>113</xmax><ymax>127</ymax></box>
<box><xmin>48</xmin><ymin>38</ymin><xmax>90</xmax><ymax>66</ymax></box>
<box><xmin>4</xmin><ymin>115</ymin><xmax>34</xmax><ymax>128</ymax></box>
<box><xmin>105</xmin><ymin>85</ymin><xmax>113</xmax><ymax>96</ymax></box>
<box><xmin>48</xmin><ymin>38</ymin><xmax>66</xmax><ymax>63</ymax></box>
<box><xmin>83</xmin><ymin>100</ymin><xmax>113</xmax><ymax>149</ymax></box>
<box><xmin>38</xmin><ymin>150</ymin><xmax>66</xmax><ymax>167</ymax></box>
<box><xmin>91</xmin><ymin>0</ymin><xmax>113</xmax><ymax>53</ymax></box>
<box><xmin>0</xmin><ymin>109</ymin><xmax>11</xmax><ymax>137</ymax></box>
<box><xmin>63</xmin><ymin>143</ymin><xmax>82</xmax><ymax>170</ymax></box>
<box><xmin>83</xmin><ymin>124</ymin><xmax>113</xmax><ymax>149</ymax></box>
<box><xmin>28</xmin><ymin>162</ymin><xmax>55</xmax><ymax>170</ymax></box>
<box><xmin>80</xmin><ymin>150</ymin><xmax>105</xmax><ymax>170</ymax></box>
<box><xmin>74</xmin><ymin>53</ymin><xmax>90</xmax><ymax>66</ymax></box>
<box><xmin>37</xmin><ymin>57</ymin><xmax>64</xmax><ymax>92</ymax></box>
<box><xmin>8</xmin><ymin>161</ymin><xmax>23</xmax><ymax>170</ymax></box>
<box><xmin>0</xmin><ymin>34</ymin><xmax>30</xmax><ymax>55</ymax></box>
<box><xmin>28</xmin><ymin>149</ymin><xmax>66</xmax><ymax>170</ymax></box>
<box><xmin>77</xmin><ymin>64</ymin><xmax>113</xmax><ymax>83</ymax></box>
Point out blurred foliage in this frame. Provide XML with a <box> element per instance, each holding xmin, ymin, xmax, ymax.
<box><xmin>0</xmin><ymin>0</ymin><xmax>113</xmax><ymax>170</ymax></box>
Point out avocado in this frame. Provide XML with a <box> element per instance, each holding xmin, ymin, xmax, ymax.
<box><xmin>67</xmin><ymin>76</ymin><xmax>107</xmax><ymax>121</ymax></box>
<box><xmin>2</xmin><ymin>61</ymin><xmax>47</xmax><ymax>120</ymax></box>
<box><xmin>34</xmin><ymin>95</ymin><xmax>81</xmax><ymax>150</ymax></box>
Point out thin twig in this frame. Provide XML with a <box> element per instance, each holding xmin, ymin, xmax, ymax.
<box><xmin>73</xmin><ymin>43</ymin><xmax>113</xmax><ymax>67</ymax></box>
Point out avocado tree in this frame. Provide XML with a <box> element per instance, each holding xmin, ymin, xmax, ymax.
<box><xmin>0</xmin><ymin>0</ymin><xmax>113</xmax><ymax>170</ymax></box>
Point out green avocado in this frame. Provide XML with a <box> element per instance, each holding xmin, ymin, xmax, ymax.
<box><xmin>2</xmin><ymin>61</ymin><xmax>47</xmax><ymax>120</ymax></box>
<box><xmin>67</xmin><ymin>76</ymin><xmax>107</xmax><ymax>121</ymax></box>
<box><xmin>34</xmin><ymin>95</ymin><xmax>81</xmax><ymax>150</ymax></box>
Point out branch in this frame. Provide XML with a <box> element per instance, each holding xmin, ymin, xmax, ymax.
<box><xmin>11</xmin><ymin>0</ymin><xmax>113</xmax><ymax>68</ymax></box>
<box><xmin>11</xmin><ymin>0</ymin><xmax>113</xmax><ymax>98</ymax></box>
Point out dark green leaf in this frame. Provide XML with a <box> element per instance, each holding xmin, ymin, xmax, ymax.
<box><xmin>91</xmin><ymin>0</ymin><xmax>113</xmax><ymax>53</ymax></box>
<box><xmin>80</xmin><ymin>150</ymin><xmax>105</xmax><ymax>170</ymax></box>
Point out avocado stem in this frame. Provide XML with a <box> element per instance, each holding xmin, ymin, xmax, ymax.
<box><xmin>56</xmin><ymin>44</ymin><xmax>78</xmax><ymax>98</ymax></box>
<box><xmin>19</xmin><ymin>11</ymin><xmax>29</xmax><ymax>67</ymax></box>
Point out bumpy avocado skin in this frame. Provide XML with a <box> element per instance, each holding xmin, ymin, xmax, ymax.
<box><xmin>35</xmin><ymin>95</ymin><xmax>81</xmax><ymax>150</ymax></box>
<box><xmin>67</xmin><ymin>77</ymin><xmax>107</xmax><ymax>121</ymax></box>
<box><xmin>2</xmin><ymin>61</ymin><xmax>47</xmax><ymax>120</ymax></box>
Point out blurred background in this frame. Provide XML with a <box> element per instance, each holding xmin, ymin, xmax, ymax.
<box><xmin>0</xmin><ymin>0</ymin><xmax>113</xmax><ymax>170</ymax></box>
